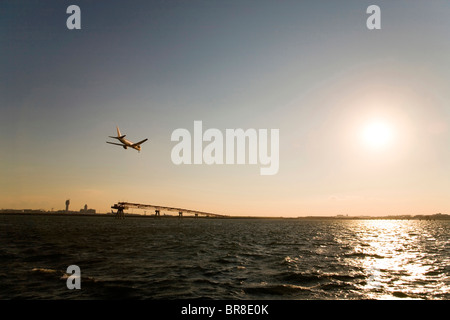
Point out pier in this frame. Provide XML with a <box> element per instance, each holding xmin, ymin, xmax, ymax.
<box><xmin>111</xmin><ymin>201</ymin><xmax>228</xmax><ymax>219</ymax></box>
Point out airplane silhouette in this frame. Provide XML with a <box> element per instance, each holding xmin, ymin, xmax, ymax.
<box><xmin>106</xmin><ymin>126</ymin><xmax>148</xmax><ymax>152</ymax></box>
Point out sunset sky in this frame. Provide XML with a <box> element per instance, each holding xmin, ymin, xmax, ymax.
<box><xmin>1</xmin><ymin>0</ymin><xmax>449</xmax><ymax>216</ymax></box>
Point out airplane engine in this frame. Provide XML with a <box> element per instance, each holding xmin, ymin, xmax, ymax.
<box><xmin>123</xmin><ymin>146</ymin><xmax>127</xmax><ymax>149</ymax></box>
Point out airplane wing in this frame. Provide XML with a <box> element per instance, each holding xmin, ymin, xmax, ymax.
<box><xmin>131</xmin><ymin>138</ymin><xmax>148</xmax><ymax>147</ymax></box>
<box><xmin>106</xmin><ymin>141</ymin><xmax>126</xmax><ymax>147</ymax></box>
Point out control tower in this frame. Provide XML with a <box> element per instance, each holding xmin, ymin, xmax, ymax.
<box><xmin>65</xmin><ymin>199</ymin><xmax>70</xmax><ymax>213</ymax></box>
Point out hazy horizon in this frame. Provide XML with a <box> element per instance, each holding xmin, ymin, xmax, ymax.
<box><xmin>1</xmin><ymin>1</ymin><xmax>450</xmax><ymax>217</ymax></box>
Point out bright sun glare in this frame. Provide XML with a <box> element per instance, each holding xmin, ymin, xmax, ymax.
<box><xmin>361</xmin><ymin>121</ymin><xmax>394</xmax><ymax>150</ymax></box>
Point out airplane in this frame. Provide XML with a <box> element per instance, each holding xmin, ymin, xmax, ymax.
<box><xmin>106</xmin><ymin>126</ymin><xmax>148</xmax><ymax>152</ymax></box>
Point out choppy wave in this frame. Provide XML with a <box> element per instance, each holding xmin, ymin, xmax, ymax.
<box><xmin>0</xmin><ymin>215</ymin><xmax>449</xmax><ymax>299</ymax></box>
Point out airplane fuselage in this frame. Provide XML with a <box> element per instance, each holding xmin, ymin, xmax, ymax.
<box><xmin>118</xmin><ymin>137</ymin><xmax>141</xmax><ymax>151</ymax></box>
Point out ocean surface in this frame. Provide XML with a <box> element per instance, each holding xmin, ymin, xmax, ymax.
<box><xmin>0</xmin><ymin>214</ymin><xmax>449</xmax><ymax>300</ymax></box>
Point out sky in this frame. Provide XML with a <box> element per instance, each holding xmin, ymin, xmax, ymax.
<box><xmin>1</xmin><ymin>0</ymin><xmax>449</xmax><ymax>216</ymax></box>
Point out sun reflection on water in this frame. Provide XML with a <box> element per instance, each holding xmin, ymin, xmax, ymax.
<box><xmin>345</xmin><ymin>220</ymin><xmax>449</xmax><ymax>299</ymax></box>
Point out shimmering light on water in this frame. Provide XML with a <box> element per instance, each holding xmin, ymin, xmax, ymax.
<box><xmin>347</xmin><ymin>220</ymin><xmax>450</xmax><ymax>299</ymax></box>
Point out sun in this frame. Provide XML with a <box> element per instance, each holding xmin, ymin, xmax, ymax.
<box><xmin>361</xmin><ymin>120</ymin><xmax>394</xmax><ymax>150</ymax></box>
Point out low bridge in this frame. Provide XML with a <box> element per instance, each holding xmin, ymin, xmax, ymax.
<box><xmin>111</xmin><ymin>201</ymin><xmax>228</xmax><ymax>219</ymax></box>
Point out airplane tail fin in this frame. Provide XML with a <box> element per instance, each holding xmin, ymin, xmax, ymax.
<box><xmin>112</xmin><ymin>126</ymin><xmax>126</xmax><ymax>139</ymax></box>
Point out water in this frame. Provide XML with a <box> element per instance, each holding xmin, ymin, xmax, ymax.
<box><xmin>0</xmin><ymin>214</ymin><xmax>449</xmax><ymax>300</ymax></box>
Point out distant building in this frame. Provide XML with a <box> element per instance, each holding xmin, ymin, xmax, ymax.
<box><xmin>80</xmin><ymin>204</ymin><xmax>96</xmax><ymax>214</ymax></box>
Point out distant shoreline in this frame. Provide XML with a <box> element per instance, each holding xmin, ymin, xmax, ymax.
<box><xmin>0</xmin><ymin>211</ymin><xmax>449</xmax><ymax>220</ymax></box>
